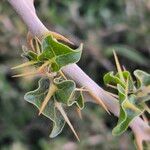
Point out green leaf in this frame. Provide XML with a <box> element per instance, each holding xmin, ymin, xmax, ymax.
<box><xmin>112</xmin><ymin>84</ymin><xmax>143</xmax><ymax>135</ymax></box>
<box><xmin>104</xmin><ymin>71</ymin><xmax>135</xmax><ymax>91</ymax></box>
<box><xmin>38</xmin><ymin>35</ymin><xmax>83</xmax><ymax>72</ymax></box>
<box><xmin>24</xmin><ymin>78</ymin><xmax>65</xmax><ymax>138</ymax></box>
<box><xmin>70</xmin><ymin>91</ymin><xmax>84</xmax><ymax>109</ymax></box>
<box><xmin>104</xmin><ymin>70</ymin><xmax>144</xmax><ymax>135</ymax></box>
<box><xmin>54</xmin><ymin>77</ymin><xmax>84</xmax><ymax>109</ymax></box>
<box><xmin>22</xmin><ymin>50</ymin><xmax>38</xmax><ymax>61</ymax></box>
<box><xmin>134</xmin><ymin>70</ymin><xmax>150</xmax><ymax>104</ymax></box>
<box><xmin>103</xmin><ymin>71</ymin><xmax>125</xmax><ymax>87</ymax></box>
<box><xmin>134</xmin><ymin>70</ymin><xmax>150</xmax><ymax>88</ymax></box>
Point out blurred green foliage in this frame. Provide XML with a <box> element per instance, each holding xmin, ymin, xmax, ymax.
<box><xmin>0</xmin><ymin>0</ymin><xmax>149</xmax><ymax>149</ymax></box>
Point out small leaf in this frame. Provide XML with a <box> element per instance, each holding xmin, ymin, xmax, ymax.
<box><xmin>54</xmin><ymin>77</ymin><xmax>84</xmax><ymax>109</ymax></box>
<box><xmin>134</xmin><ymin>70</ymin><xmax>150</xmax><ymax>104</ymax></box>
<box><xmin>112</xmin><ymin>84</ymin><xmax>143</xmax><ymax>135</ymax></box>
<box><xmin>22</xmin><ymin>51</ymin><xmax>38</xmax><ymax>61</ymax></box>
<box><xmin>104</xmin><ymin>71</ymin><xmax>135</xmax><ymax>91</ymax></box>
<box><xmin>103</xmin><ymin>71</ymin><xmax>125</xmax><ymax>88</ymax></box>
<box><xmin>134</xmin><ymin>70</ymin><xmax>150</xmax><ymax>88</ymax></box>
<box><xmin>38</xmin><ymin>35</ymin><xmax>83</xmax><ymax>72</ymax></box>
<box><xmin>24</xmin><ymin>78</ymin><xmax>65</xmax><ymax>138</ymax></box>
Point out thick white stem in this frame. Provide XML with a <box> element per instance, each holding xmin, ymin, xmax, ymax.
<box><xmin>8</xmin><ymin>0</ymin><xmax>48</xmax><ymax>37</ymax></box>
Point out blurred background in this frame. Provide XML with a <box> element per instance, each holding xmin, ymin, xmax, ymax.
<box><xmin>0</xmin><ymin>0</ymin><xmax>150</xmax><ymax>149</ymax></box>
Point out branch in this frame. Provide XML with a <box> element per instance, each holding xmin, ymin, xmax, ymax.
<box><xmin>7</xmin><ymin>0</ymin><xmax>150</xmax><ymax>149</ymax></box>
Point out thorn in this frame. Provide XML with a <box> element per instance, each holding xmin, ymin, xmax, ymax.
<box><xmin>105</xmin><ymin>91</ymin><xmax>119</xmax><ymax>98</ymax></box>
<box><xmin>125</xmin><ymin>78</ymin><xmax>129</xmax><ymax>96</ymax></box>
<box><xmin>45</xmin><ymin>72</ymin><xmax>57</xmax><ymax>78</ymax></box>
<box><xmin>75</xmin><ymin>87</ymin><xmax>88</xmax><ymax>92</ymax></box>
<box><xmin>55</xmin><ymin>102</ymin><xmax>80</xmax><ymax>141</ymax></box>
<box><xmin>59</xmin><ymin>70</ymin><xmax>67</xmax><ymax>80</ymax></box>
<box><xmin>38</xmin><ymin>84</ymin><xmax>57</xmax><ymax>115</ymax></box>
<box><xmin>11</xmin><ymin>61</ymin><xmax>36</xmax><ymax>70</ymax></box>
<box><xmin>76</xmin><ymin>107</ymin><xmax>82</xmax><ymax>119</ymax></box>
<box><xmin>49</xmin><ymin>31</ymin><xmax>74</xmax><ymax>45</ymax></box>
<box><xmin>113</xmin><ymin>50</ymin><xmax>125</xmax><ymax>82</ymax></box>
<box><xmin>12</xmin><ymin>71</ymin><xmax>38</xmax><ymax>78</ymax></box>
<box><xmin>38</xmin><ymin>61</ymin><xmax>50</xmax><ymax>72</ymax></box>
<box><xmin>122</xmin><ymin>65</ymin><xmax>127</xmax><ymax>71</ymax></box>
<box><xmin>106</xmin><ymin>84</ymin><xmax>117</xmax><ymax>90</ymax></box>
<box><xmin>35</xmin><ymin>36</ymin><xmax>41</xmax><ymax>54</ymax></box>
<box><xmin>88</xmin><ymin>90</ymin><xmax>110</xmax><ymax>115</ymax></box>
<box><xmin>27</xmin><ymin>32</ymin><xmax>35</xmax><ymax>51</ymax></box>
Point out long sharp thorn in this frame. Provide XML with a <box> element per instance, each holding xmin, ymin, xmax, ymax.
<box><xmin>113</xmin><ymin>50</ymin><xmax>125</xmax><ymax>82</ymax></box>
<box><xmin>55</xmin><ymin>102</ymin><xmax>80</xmax><ymax>141</ymax></box>
<box><xmin>106</xmin><ymin>84</ymin><xmax>117</xmax><ymax>90</ymax></box>
<box><xmin>38</xmin><ymin>84</ymin><xmax>57</xmax><ymax>115</ymax></box>
<box><xmin>105</xmin><ymin>91</ymin><xmax>119</xmax><ymax>98</ymax></box>
<box><xmin>125</xmin><ymin>78</ymin><xmax>129</xmax><ymax>96</ymax></box>
<box><xmin>38</xmin><ymin>61</ymin><xmax>50</xmax><ymax>71</ymax></box>
<box><xmin>35</xmin><ymin>37</ymin><xmax>41</xmax><ymax>54</ymax></box>
<box><xmin>88</xmin><ymin>90</ymin><xmax>110</xmax><ymax>115</ymax></box>
<box><xmin>12</xmin><ymin>71</ymin><xmax>38</xmax><ymax>78</ymax></box>
<box><xmin>76</xmin><ymin>107</ymin><xmax>82</xmax><ymax>119</ymax></box>
<box><xmin>49</xmin><ymin>31</ymin><xmax>74</xmax><ymax>45</ymax></box>
<box><xmin>11</xmin><ymin>61</ymin><xmax>36</xmax><ymax>70</ymax></box>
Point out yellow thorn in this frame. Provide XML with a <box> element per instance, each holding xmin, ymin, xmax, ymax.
<box><xmin>35</xmin><ymin>37</ymin><xmax>41</xmax><ymax>54</ymax></box>
<box><xmin>27</xmin><ymin>32</ymin><xmax>35</xmax><ymax>52</ymax></box>
<box><xmin>125</xmin><ymin>78</ymin><xmax>129</xmax><ymax>96</ymax></box>
<box><xmin>76</xmin><ymin>107</ymin><xmax>82</xmax><ymax>119</ymax></box>
<box><xmin>106</xmin><ymin>84</ymin><xmax>118</xmax><ymax>90</ymax></box>
<box><xmin>11</xmin><ymin>61</ymin><xmax>36</xmax><ymax>70</ymax></box>
<box><xmin>55</xmin><ymin>102</ymin><xmax>80</xmax><ymax>141</ymax></box>
<box><xmin>12</xmin><ymin>61</ymin><xmax>50</xmax><ymax>78</ymax></box>
<box><xmin>105</xmin><ymin>91</ymin><xmax>119</xmax><ymax>99</ymax></box>
<box><xmin>59</xmin><ymin>70</ymin><xmax>67</xmax><ymax>80</ymax></box>
<box><xmin>76</xmin><ymin>87</ymin><xmax>88</xmax><ymax>92</ymax></box>
<box><xmin>12</xmin><ymin>71</ymin><xmax>38</xmax><ymax>78</ymax></box>
<box><xmin>88</xmin><ymin>90</ymin><xmax>110</xmax><ymax>115</ymax></box>
<box><xmin>38</xmin><ymin>84</ymin><xmax>57</xmax><ymax>115</ymax></box>
<box><xmin>38</xmin><ymin>61</ymin><xmax>50</xmax><ymax>72</ymax></box>
<box><xmin>49</xmin><ymin>31</ymin><xmax>73</xmax><ymax>45</ymax></box>
<box><xmin>113</xmin><ymin>50</ymin><xmax>125</xmax><ymax>82</ymax></box>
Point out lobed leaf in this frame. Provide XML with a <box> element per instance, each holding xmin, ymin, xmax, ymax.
<box><xmin>38</xmin><ymin>35</ymin><xmax>83</xmax><ymax>72</ymax></box>
<box><xmin>22</xmin><ymin>51</ymin><xmax>38</xmax><ymax>61</ymax></box>
<box><xmin>24</xmin><ymin>78</ymin><xmax>65</xmax><ymax>138</ymax></box>
<box><xmin>54</xmin><ymin>77</ymin><xmax>84</xmax><ymax>109</ymax></box>
<box><xmin>134</xmin><ymin>70</ymin><xmax>150</xmax><ymax>88</ymax></box>
<box><xmin>134</xmin><ymin>70</ymin><xmax>150</xmax><ymax>105</ymax></box>
<box><xmin>104</xmin><ymin>71</ymin><xmax>135</xmax><ymax>91</ymax></box>
<box><xmin>104</xmin><ymin>69</ymin><xmax>147</xmax><ymax>135</ymax></box>
<box><xmin>112</xmin><ymin>84</ymin><xmax>143</xmax><ymax>135</ymax></box>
